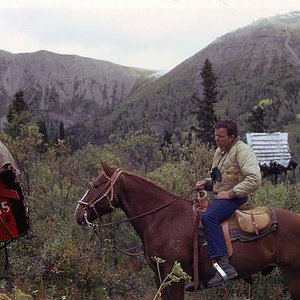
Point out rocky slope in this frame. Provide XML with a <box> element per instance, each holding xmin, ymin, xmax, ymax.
<box><xmin>0</xmin><ymin>50</ymin><xmax>154</xmax><ymax>128</ymax></box>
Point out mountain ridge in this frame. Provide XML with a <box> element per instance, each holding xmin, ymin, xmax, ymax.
<box><xmin>0</xmin><ymin>50</ymin><xmax>155</xmax><ymax>129</ymax></box>
<box><xmin>1</xmin><ymin>11</ymin><xmax>300</xmax><ymax>148</ymax></box>
<box><xmin>67</xmin><ymin>11</ymin><xmax>300</xmax><ymax>145</ymax></box>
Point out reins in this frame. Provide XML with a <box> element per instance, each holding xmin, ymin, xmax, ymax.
<box><xmin>86</xmin><ymin>188</ymin><xmax>195</xmax><ymax>228</ymax></box>
<box><xmin>93</xmin><ymin>226</ymin><xmax>144</xmax><ymax>257</ymax></box>
<box><xmin>78</xmin><ymin>168</ymin><xmax>196</xmax><ymax>256</ymax></box>
<box><xmin>89</xmin><ymin>188</ymin><xmax>195</xmax><ymax>257</ymax></box>
<box><xmin>78</xmin><ymin>168</ymin><xmax>195</xmax><ymax>228</ymax></box>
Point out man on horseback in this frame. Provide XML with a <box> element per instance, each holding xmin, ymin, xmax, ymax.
<box><xmin>196</xmin><ymin>119</ymin><xmax>261</xmax><ymax>288</ymax></box>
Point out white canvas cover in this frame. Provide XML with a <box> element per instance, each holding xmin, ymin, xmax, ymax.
<box><xmin>0</xmin><ymin>141</ymin><xmax>21</xmax><ymax>175</ymax></box>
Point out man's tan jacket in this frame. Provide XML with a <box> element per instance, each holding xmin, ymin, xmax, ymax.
<box><xmin>205</xmin><ymin>140</ymin><xmax>261</xmax><ymax>198</ymax></box>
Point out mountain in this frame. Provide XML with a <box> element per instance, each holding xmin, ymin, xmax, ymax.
<box><xmin>1</xmin><ymin>11</ymin><xmax>300</xmax><ymax>148</ymax></box>
<box><xmin>0</xmin><ymin>50</ymin><xmax>155</xmax><ymax>130</ymax></box>
<box><xmin>68</xmin><ymin>11</ymin><xmax>300</xmax><ymax>146</ymax></box>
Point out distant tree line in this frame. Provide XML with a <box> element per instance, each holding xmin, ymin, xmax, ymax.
<box><xmin>4</xmin><ymin>90</ymin><xmax>67</xmax><ymax>146</ymax></box>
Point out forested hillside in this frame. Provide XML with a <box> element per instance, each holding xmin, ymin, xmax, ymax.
<box><xmin>1</xmin><ymin>13</ymin><xmax>300</xmax><ymax>154</ymax></box>
<box><xmin>67</xmin><ymin>11</ymin><xmax>300</xmax><ymax>152</ymax></box>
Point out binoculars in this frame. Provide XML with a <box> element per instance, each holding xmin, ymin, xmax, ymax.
<box><xmin>210</xmin><ymin>166</ymin><xmax>222</xmax><ymax>183</ymax></box>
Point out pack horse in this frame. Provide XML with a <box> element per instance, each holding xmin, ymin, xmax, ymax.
<box><xmin>75</xmin><ymin>162</ymin><xmax>300</xmax><ymax>300</ymax></box>
<box><xmin>0</xmin><ymin>141</ymin><xmax>29</xmax><ymax>269</ymax></box>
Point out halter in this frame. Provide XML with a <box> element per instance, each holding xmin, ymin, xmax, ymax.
<box><xmin>77</xmin><ymin>168</ymin><xmax>123</xmax><ymax>226</ymax></box>
<box><xmin>78</xmin><ymin>167</ymin><xmax>196</xmax><ymax>231</ymax></box>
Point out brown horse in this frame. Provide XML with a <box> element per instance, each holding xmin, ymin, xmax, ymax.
<box><xmin>75</xmin><ymin>162</ymin><xmax>300</xmax><ymax>300</ymax></box>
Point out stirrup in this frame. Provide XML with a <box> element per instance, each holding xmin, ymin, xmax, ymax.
<box><xmin>213</xmin><ymin>262</ymin><xmax>229</xmax><ymax>282</ymax></box>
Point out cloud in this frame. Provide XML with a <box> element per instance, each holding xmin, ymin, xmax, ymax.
<box><xmin>0</xmin><ymin>0</ymin><xmax>299</xmax><ymax>69</ymax></box>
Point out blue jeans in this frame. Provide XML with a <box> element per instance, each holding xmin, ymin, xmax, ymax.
<box><xmin>202</xmin><ymin>197</ymin><xmax>248</xmax><ymax>258</ymax></box>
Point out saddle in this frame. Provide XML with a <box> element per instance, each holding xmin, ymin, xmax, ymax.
<box><xmin>222</xmin><ymin>205</ymin><xmax>275</xmax><ymax>257</ymax></box>
<box><xmin>193</xmin><ymin>195</ymin><xmax>274</xmax><ymax>238</ymax></box>
<box><xmin>234</xmin><ymin>206</ymin><xmax>272</xmax><ymax>235</ymax></box>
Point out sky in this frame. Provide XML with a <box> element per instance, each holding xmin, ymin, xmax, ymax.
<box><xmin>1</xmin><ymin>0</ymin><xmax>300</xmax><ymax>71</ymax></box>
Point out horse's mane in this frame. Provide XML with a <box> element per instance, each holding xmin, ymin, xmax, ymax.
<box><xmin>124</xmin><ymin>170</ymin><xmax>179</xmax><ymax>199</ymax></box>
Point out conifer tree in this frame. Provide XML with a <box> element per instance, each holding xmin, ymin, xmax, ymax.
<box><xmin>192</xmin><ymin>59</ymin><xmax>218</xmax><ymax>145</ymax></box>
<box><xmin>160</xmin><ymin>130</ymin><xmax>174</xmax><ymax>160</ymax></box>
<box><xmin>37</xmin><ymin>119</ymin><xmax>49</xmax><ymax>143</ymax></box>
<box><xmin>4</xmin><ymin>90</ymin><xmax>30</xmax><ymax>138</ymax></box>
<box><xmin>59</xmin><ymin>121</ymin><xmax>65</xmax><ymax>140</ymax></box>
<box><xmin>247</xmin><ymin>105</ymin><xmax>267</xmax><ymax>132</ymax></box>
<box><xmin>13</xmin><ymin>91</ymin><xmax>28</xmax><ymax>113</ymax></box>
<box><xmin>36</xmin><ymin>118</ymin><xmax>49</xmax><ymax>151</ymax></box>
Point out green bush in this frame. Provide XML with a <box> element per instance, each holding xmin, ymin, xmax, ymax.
<box><xmin>252</xmin><ymin>181</ymin><xmax>288</xmax><ymax>208</ymax></box>
<box><xmin>1</xmin><ymin>127</ymin><xmax>299</xmax><ymax>299</ymax></box>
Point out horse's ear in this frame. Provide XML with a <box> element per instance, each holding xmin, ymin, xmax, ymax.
<box><xmin>101</xmin><ymin>161</ymin><xmax>114</xmax><ymax>176</ymax></box>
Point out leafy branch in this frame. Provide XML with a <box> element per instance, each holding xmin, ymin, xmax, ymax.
<box><xmin>152</xmin><ymin>256</ymin><xmax>191</xmax><ymax>299</ymax></box>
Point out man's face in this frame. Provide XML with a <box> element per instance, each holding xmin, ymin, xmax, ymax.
<box><xmin>215</xmin><ymin>127</ymin><xmax>235</xmax><ymax>150</ymax></box>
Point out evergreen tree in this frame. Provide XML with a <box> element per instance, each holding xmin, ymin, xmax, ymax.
<box><xmin>192</xmin><ymin>58</ymin><xmax>218</xmax><ymax>144</ymax></box>
<box><xmin>160</xmin><ymin>130</ymin><xmax>175</xmax><ymax>160</ymax></box>
<box><xmin>59</xmin><ymin>121</ymin><xmax>65</xmax><ymax>140</ymax></box>
<box><xmin>247</xmin><ymin>105</ymin><xmax>267</xmax><ymax>132</ymax></box>
<box><xmin>4</xmin><ymin>90</ymin><xmax>30</xmax><ymax>138</ymax></box>
<box><xmin>13</xmin><ymin>91</ymin><xmax>28</xmax><ymax>113</ymax></box>
<box><xmin>37</xmin><ymin>118</ymin><xmax>49</xmax><ymax>151</ymax></box>
<box><xmin>7</xmin><ymin>105</ymin><xmax>15</xmax><ymax>123</ymax></box>
<box><xmin>37</xmin><ymin>119</ymin><xmax>49</xmax><ymax>142</ymax></box>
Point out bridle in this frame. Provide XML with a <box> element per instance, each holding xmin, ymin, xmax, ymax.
<box><xmin>77</xmin><ymin>168</ymin><xmax>195</xmax><ymax>228</ymax></box>
<box><xmin>77</xmin><ymin>168</ymin><xmax>123</xmax><ymax>227</ymax></box>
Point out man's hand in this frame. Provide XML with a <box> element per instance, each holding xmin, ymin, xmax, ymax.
<box><xmin>217</xmin><ymin>190</ymin><xmax>234</xmax><ymax>199</ymax></box>
<box><xmin>196</xmin><ymin>180</ymin><xmax>206</xmax><ymax>191</ymax></box>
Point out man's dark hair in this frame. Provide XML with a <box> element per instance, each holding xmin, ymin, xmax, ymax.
<box><xmin>214</xmin><ymin>119</ymin><xmax>238</xmax><ymax>137</ymax></box>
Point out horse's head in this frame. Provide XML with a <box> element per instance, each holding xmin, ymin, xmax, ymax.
<box><xmin>75</xmin><ymin>162</ymin><xmax>123</xmax><ymax>226</ymax></box>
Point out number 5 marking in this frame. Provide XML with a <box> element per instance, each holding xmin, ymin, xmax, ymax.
<box><xmin>0</xmin><ymin>202</ymin><xmax>10</xmax><ymax>214</ymax></box>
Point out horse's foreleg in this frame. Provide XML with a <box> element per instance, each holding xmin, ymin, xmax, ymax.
<box><xmin>282</xmin><ymin>269</ymin><xmax>300</xmax><ymax>300</ymax></box>
<box><xmin>160</xmin><ymin>280</ymin><xmax>185</xmax><ymax>300</ymax></box>
<box><xmin>158</xmin><ymin>265</ymin><xmax>185</xmax><ymax>300</ymax></box>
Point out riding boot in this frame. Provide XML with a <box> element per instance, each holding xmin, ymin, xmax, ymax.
<box><xmin>207</xmin><ymin>256</ymin><xmax>238</xmax><ymax>288</ymax></box>
<box><xmin>185</xmin><ymin>282</ymin><xmax>200</xmax><ymax>292</ymax></box>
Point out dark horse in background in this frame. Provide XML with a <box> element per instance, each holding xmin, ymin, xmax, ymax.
<box><xmin>75</xmin><ymin>162</ymin><xmax>300</xmax><ymax>299</ymax></box>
